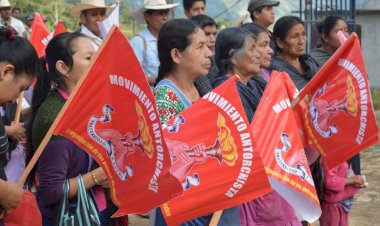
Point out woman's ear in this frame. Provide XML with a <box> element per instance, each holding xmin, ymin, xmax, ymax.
<box><xmin>275</xmin><ymin>37</ymin><xmax>284</xmax><ymax>49</ymax></box>
<box><xmin>231</xmin><ymin>56</ymin><xmax>238</xmax><ymax>66</ymax></box>
<box><xmin>0</xmin><ymin>64</ymin><xmax>14</xmax><ymax>81</ymax></box>
<box><xmin>170</xmin><ymin>48</ymin><xmax>181</xmax><ymax>65</ymax></box>
<box><xmin>56</xmin><ymin>60</ymin><xmax>70</xmax><ymax>77</ymax></box>
<box><xmin>321</xmin><ymin>33</ymin><xmax>328</xmax><ymax>43</ymax></box>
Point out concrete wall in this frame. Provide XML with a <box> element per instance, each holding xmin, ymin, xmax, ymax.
<box><xmin>356</xmin><ymin>12</ymin><xmax>380</xmax><ymax>87</ymax></box>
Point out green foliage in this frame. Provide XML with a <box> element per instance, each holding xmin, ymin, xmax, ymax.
<box><xmin>371</xmin><ymin>88</ymin><xmax>380</xmax><ymax>110</ymax></box>
<box><xmin>10</xmin><ymin>0</ymin><xmax>238</xmax><ymax>38</ymax></box>
<box><xmin>12</xmin><ymin>0</ymin><xmax>79</xmax><ymax>31</ymax></box>
<box><xmin>10</xmin><ymin>0</ymin><xmax>135</xmax><ymax>35</ymax></box>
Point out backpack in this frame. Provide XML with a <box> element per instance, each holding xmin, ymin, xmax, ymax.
<box><xmin>310</xmin><ymin>156</ymin><xmax>325</xmax><ymax>203</ymax></box>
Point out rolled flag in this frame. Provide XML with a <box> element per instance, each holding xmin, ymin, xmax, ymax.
<box><xmin>338</xmin><ymin>30</ymin><xmax>348</xmax><ymax>44</ymax></box>
<box><xmin>98</xmin><ymin>1</ymin><xmax>119</xmax><ymax>39</ymax></box>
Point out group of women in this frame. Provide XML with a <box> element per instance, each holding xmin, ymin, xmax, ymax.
<box><xmin>0</xmin><ymin>12</ymin><xmax>358</xmax><ymax>226</ymax></box>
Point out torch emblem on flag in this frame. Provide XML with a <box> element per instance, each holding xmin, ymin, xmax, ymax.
<box><xmin>88</xmin><ymin>102</ymin><xmax>155</xmax><ymax>181</ymax></box>
<box><xmin>309</xmin><ymin>76</ymin><xmax>358</xmax><ymax>138</ymax></box>
<box><xmin>166</xmin><ymin>113</ymin><xmax>238</xmax><ymax>190</ymax></box>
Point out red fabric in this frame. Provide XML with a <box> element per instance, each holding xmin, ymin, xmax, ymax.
<box><xmin>30</xmin><ymin>13</ymin><xmax>51</xmax><ymax>58</ymax></box>
<box><xmin>3</xmin><ymin>191</ymin><xmax>42</xmax><ymax>226</ymax></box>
<box><xmin>53</xmin><ymin>21</ymin><xmax>68</xmax><ymax>37</ymax></box>
<box><xmin>251</xmin><ymin>71</ymin><xmax>321</xmax><ymax>222</ymax></box>
<box><xmin>161</xmin><ymin>76</ymin><xmax>271</xmax><ymax>225</ymax></box>
<box><xmin>297</xmin><ymin>34</ymin><xmax>379</xmax><ymax>169</ymax></box>
<box><xmin>53</xmin><ymin>27</ymin><xmax>182</xmax><ymax>216</ymax></box>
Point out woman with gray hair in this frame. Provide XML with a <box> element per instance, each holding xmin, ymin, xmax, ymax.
<box><xmin>212</xmin><ymin>27</ymin><xmax>262</xmax><ymax>122</ymax></box>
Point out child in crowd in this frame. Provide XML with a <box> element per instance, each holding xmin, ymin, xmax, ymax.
<box><xmin>319</xmin><ymin>158</ymin><xmax>365</xmax><ymax>226</ymax></box>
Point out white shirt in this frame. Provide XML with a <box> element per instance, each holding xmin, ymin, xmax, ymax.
<box><xmin>80</xmin><ymin>24</ymin><xmax>103</xmax><ymax>51</ymax></box>
<box><xmin>130</xmin><ymin>28</ymin><xmax>159</xmax><ymax>78</ymax></box>
<box><xmin>9</xmin><ymin>17</ymin><xmax>25</xmax><ymax>37</ymax></box>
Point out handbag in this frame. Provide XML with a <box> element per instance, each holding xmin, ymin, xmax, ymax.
<box><xmin>55</xmin><ymin>174</ymin><xmax>101</xmax><ymax>226</ymax></box>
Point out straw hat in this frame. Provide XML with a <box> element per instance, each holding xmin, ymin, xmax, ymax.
<box><xmin>134</xmin><ymin>0</ymin><xmax>179</xmax><ymax>24</ymax></box>
<box><xmin>0</xmin><ymin>0</ymin><xmax>11</xmax><ymax>8</ymax></box>
<box><xmin>70</xmin><ymin>0</ymin><xmax>111</xmax><ymax>17</ymax></box>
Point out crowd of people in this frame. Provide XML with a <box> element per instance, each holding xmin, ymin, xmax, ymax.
<box><xmin>0</xmin><ymin>0</ymin><xmax>367</xmax><ymax>225</ymax></box>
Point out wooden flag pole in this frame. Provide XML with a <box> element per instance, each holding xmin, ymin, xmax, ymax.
<box><xmin>209</xmin><ymin>210</ymin><xmax>223</xmax><ymax>226</ymax></box>
<box><xmin>14</xmin><ymin>91</ymin><xmax>24</xmax><ymax>123</ymax></box>
<box><xmin>291</xmin><ymin>95</ymin><xmax>301</xmax><ymax>109</ymax></box>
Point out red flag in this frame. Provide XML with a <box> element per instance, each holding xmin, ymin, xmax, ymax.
<box><xmin>30</xmin><ymin>13</ymin><xmax>52</xmax><ymax>58</ymax></box>
<box><xmin>53</xmin><ymin>21</ymin><xmax>68</xmax><ymax>37</ymax></box>
<box><xmin>161</xmin><ymin>76</ymin><xmax>271</xmax><ymax>225</ymax></box>
<box><xmin>251</xmin><ymin>71</ymin><xmax>321</xmax><ymax>222</ymax></box>
<box><xmin>297</xmin><ymin>34</ymin><xmax>379</xmax><ymax>169</ymax></box>
<box><xmin>53</xmin><ymin>27</ymin><xmax>183</xmax><ymax>216</ymax></box>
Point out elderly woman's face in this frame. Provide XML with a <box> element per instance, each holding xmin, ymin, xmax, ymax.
<box><xmin>255</xmin><ymin>32</ymin><xmax>273</xmax><ymax>68</ymax></box>
<box><xmin>176</xmin><ymin>28</ymin><xmax>212</xmax><ymax>78</ymax></box>
<box><xmin>234</xmin><ymin>37</ymin><xmax>261</xmax><ymax>78</ymax></box>
<box><xmin>278</xmin><ymin>23</ymin><xmax>306</xmax><ymax>57</ymax></box>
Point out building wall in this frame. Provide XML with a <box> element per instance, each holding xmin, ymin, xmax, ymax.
<box><xmin>356</xmin><ymin>13</ymin><xmax>380</xmax><ymax>87</ymax></box>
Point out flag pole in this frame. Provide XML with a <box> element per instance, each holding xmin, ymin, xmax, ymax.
<box><xmin>14</xmin><ymin>91</ymin><xmax>24</xmax><ymax>123</ymax></box>
<box><xmin>17</xmin><ymin>26</ymin><xmax>118</xmax><ymax>187</ymax></box>
<box><xmin>291</xmin><ymin>95</ymin><xmax>301</xmax><ymax>109</ymax></box>
<box><xmin>209</xmin><ymin>210</ymin><xmax>223</xmax><ymax>226</ymax></box>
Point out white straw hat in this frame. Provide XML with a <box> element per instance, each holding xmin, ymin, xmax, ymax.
<box><xmin>70</xmin><ymin>0</ymin><xmax>111</xmax><ymax>17</ymax></box>
<box><xmin>0</xmin><ymin>0</ymin><xmax>11</xmax><ymax>8</ymax></box>
<box><xmin>134</xmin><ymin>0</ymin><xmax>179</xmax><ymax>24</ymax></box>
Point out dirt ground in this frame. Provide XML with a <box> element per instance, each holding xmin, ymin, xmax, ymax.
<box><xmin>128</xmin><ymin>113</ymin><xmax>380</xmax><ymax>226</ymax></box>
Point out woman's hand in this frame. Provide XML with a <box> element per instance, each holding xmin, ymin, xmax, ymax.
<box><xmin>346</xmin><ymin>175</ymin><xmax>364</xmax><ymax>187</ymax></box>
<box><xmin>0</xmin><ymin>180</ymin><xmax>24</xmax><ymax>212</ymax></box>
<box><xmin>5</xmin><ymin>122</ymin><xmax>26</xmax><ymax>142</ymax></box>
<box><xmin>92</xmin><ymin>167</ymin><xmax>109</xmax><ymax>189</ymax></box>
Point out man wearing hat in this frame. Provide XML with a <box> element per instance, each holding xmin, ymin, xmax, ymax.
<box><xmin>0</xmin><ymin>0</ymin><xmax>25</xmax><ymax>36</ymax></box>
<box><xmin>130</xmin><ymin>0</ymin><xmax>178</xmax><ymax>86</ymax></box>
<box><xmin>70</xmin><ymin>0</ymin><xmax>111</xmax><ymax>50</ymax></box>
<box><xmin>23</xmin><ymin>14</ymin><xmax>33</xmax><ymax>40</ymax></box>
<box><xmin>247</xmin><ymin>0</ymin><xmax>279</xmax><ymax>49</ymax></box>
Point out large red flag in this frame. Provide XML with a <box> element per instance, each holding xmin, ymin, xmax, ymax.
<box><xmin>30</xmin><ymin>13</ymin><xmax>52</xmax><ymax>58</ymax></box>
<box><xmin>297</xmin><ymin>34</ymin><xmax>379</xmax><ymax>169</ymax></box>
<box><xmin>53</xmin><ymin>21</ymin><xmax>68</xmax><ymax>37</ymax></box>
<box><xmin>53</xmin><ymin>27</ymin><xmax>183</xmax><ymax>216</ymax></box>
<box><xmin>161</xmin><ymin>76</ymin><xmax>271</xmax><ymax>225</ymax></box>
<box><xmin>252</xmin><ymin>71</ymin><xmax>321</xmax><ymax>222</ymax></box>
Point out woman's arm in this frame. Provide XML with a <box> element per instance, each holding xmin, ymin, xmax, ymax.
<box><xmin>0</xmin><ymin>119</ymin><xmax>9</xmax><ymax>155</ymax></box>
<box><xmin>37</xmin><ymin>140</ymin><xmax>108</xmax><ymax>205</ymax></box>
<box><xmin>67</xmin><ymin>167</ymin><xmax>108</xmax><ymax>199</ymax></box>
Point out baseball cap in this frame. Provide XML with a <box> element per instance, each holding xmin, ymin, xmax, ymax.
<box><xmin>248</xmin><ymin>0</ymin><xmax>280</xmax><ymax>13</ymax></box>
